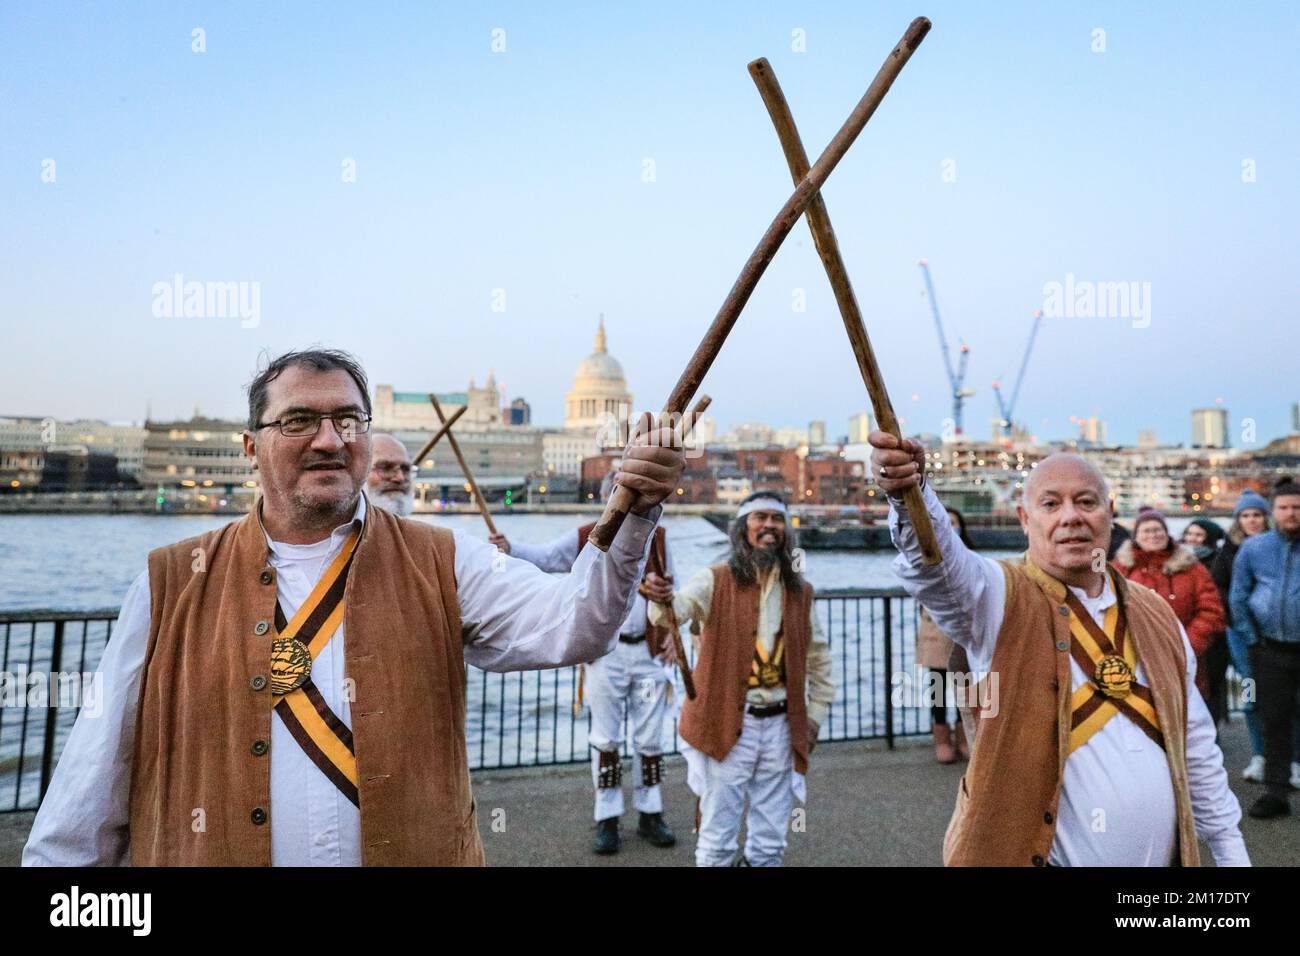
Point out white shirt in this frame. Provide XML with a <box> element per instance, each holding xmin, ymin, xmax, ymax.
<box><xmin>23</xmin><ymin>492</ymin><xmax>658</xmax><ymax>867</ymax></box>
<box><xmin>889</xmin><ymin>482</ymin><xmax>1249</xmax><ymax>867</ymax></box>
<box><xmin>509</xmin><ymin>526</ymin><xmax>675</xmax><ymax>637</ymax></box>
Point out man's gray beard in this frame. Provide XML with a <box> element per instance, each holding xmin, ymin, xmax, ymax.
<box><xmin>369</xmin><ymin>487</ymin><xmax>414</xmax><ymax>517</ymax></box>
<box><xmin>752</xmin><ymin>547</ymin><xmax>779</xmax><ymax>572</ymax></box>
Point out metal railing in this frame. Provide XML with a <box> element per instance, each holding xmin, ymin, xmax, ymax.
<box><xmin>1</xmin><ymin>610</ymin><xmax>118</xmax><ymax>813</ymax></box>
<box><xmin>1</xmin><ymin>592</ymin><xmax>1242</xmax><ymax>812</ymax></box>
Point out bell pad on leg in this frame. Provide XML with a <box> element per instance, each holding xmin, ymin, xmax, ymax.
<box><xmin>597</xmin><ymin>748</ymin><xmax>622</xmax><ymax>789</ymax></box>
<box><xmin>640</xmin><ymin>753</ymin><xmax>663</xmax><ymax>787</ymax></box>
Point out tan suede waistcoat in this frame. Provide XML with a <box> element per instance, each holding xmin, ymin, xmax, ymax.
<box><xmin>129</xmin><ymin>504</ymin><xmax>485</xmax><ymax>867</ymax></box>
<box><xmin>679</xmin><ymin>565</ymin><xmax>813</xmax><ymax>774</ymax></box>
<box><xmin>943</xmin><ymin>556</ymin><xmax>1197</xmax><ymax>867</ymax></box>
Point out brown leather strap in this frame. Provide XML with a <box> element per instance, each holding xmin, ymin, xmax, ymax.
<box><xmin>1062</xmin><ymin>587</ymin><xmax>1124</xmax><ymax>657</ymax></box>
<box><xmin>1113</xmin><ymin>699</ymin><xmax>1166</xmax><ymax>749</ymax></box>
<box><xmin>1069</xmin><ymin>692</ymin><xmax>1108</xmax><ymax>729</ymax></box>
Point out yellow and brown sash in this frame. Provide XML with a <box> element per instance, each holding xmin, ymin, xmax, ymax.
<box><xmin>1065</xmin><ymin>582</ymin><xmax>1164</xmax><ymax>755</ymax></box>
<box><xmin>748</xmin><ymin>629</ymin><xmax>786</xmax><ymax>690</ymax></box>
<box><xmin>270</xmin><ymin>526</ymin><xmax>361</xmax><ymax>806</ymax></box>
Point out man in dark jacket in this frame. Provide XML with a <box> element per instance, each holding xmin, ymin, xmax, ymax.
<box><xmin>1231</xmin><ymin>481</ymin><xmax>1300</xmax><ymax>818</ymax></box>
<box><xmin>1106</xmin><ymin>500</ymin><xmax>1130</xmax><ymax>561</ymax></box>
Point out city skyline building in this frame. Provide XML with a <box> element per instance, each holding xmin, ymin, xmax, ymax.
<box><xmin>563</xmin><ymin>315</ymin><xmax>633</xmax><ymax>434</ymax></box>
<box><xmin>1192</xmin><ymin>407</ymin><xmax>1230</xmax><ymax>448</ymax></box>
<box><xmin>1077</xmin><ymin>416</ymin><xmax>1107</xmax><ymax>445</ymax></box>
<box><xmin>848</xmin><ymin>412</ymin><xmax>873</xmax><ymax>444</ymax></box>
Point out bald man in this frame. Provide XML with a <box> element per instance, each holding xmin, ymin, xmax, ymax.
<box><xmin>366</xmin><ymin>433</ymin><xmax>416</xmax><ymax>517</ymax></box>
<box><xmin>869</xmin><ymin>432</ymin><xmax>1247</xmax><ymax>867</ymax></box>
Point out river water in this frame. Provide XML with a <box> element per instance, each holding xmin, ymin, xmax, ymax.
<box><xmin>0</xmin><ymin>510</ymin><xmax>1211</xmax><ymax>611</ymax></box>
<box><xmin>0</xmin><ymin>510</ymin><xmax>1216</xmax><ymax>810</ymax></box>
<box><xmin>0</xmin><ymin>511</ymin><xmax>947</xmax><ymax>611</ymax></box>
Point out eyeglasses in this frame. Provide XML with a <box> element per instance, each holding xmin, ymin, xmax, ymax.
<box><xmin>256</xmin><ymin>411</ymin><xmax>373</xmax><ymax>438</ymax></box>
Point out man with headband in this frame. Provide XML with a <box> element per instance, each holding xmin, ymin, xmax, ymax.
<box><xmin>645</xmin><ymin>490</ymin><xmax>834</xmax><ymax>866</ymax></box>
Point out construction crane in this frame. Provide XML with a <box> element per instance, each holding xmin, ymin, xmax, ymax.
<box><xmin>992</xmin><ymin>309</ymin><xmax>1044</xmax><ymax>439</ymax></box>
<box><xmin>918</xmin><ymin>259</ymin><xmax>976</xmax><ymax>436</ymax></box>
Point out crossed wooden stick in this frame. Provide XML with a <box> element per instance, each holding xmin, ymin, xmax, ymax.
<box><xmin>747</xmin><ymin>57</ymin><xmax>939</xmax><ymax>563</ymax></box>
<box><xmin>419</xmin><ymin>21</ymin><xmax>943</xmax><ymax>727</ymax></box>
<box><xmin>585</xmin><ymin>17</ymin><xmax>940</xmax><ymax>564</ymax></box>
<box><xmin>426</xmin><ymin>393</ymin><xmax>498</xmax><ymax>535</ymax></box>
<box><xmin>402</xmin><ymin>394</ymin><xmax>497</xmax><ymax>535</ymax></box>
<box><xmin>413</xmin><ymin>403</ymin><xmax>466</xmax><ymax>466</ymax></box>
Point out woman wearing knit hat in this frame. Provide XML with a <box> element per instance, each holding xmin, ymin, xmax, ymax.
<box><xmin>1182</xmin><ymin>517</ymin><xmax>1226</xmax><ymax>560</ymax></box>
<box><xmin>1114</xmin><ymin>508</ymin><xmax>1226</xmax><ymax>712</ymax></box>
<box><xmin>1212</xmin><ymin>489</ymin><xmax>1273</xmax><ymax>779</ymax></box>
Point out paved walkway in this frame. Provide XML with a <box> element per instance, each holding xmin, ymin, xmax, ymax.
<box><xmin>3</xmin><ymin>718</ymin><xmax>1296</xmax><ymax>866</ymax></box>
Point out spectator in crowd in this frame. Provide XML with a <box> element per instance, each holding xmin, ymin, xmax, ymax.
<box><xmin>1106</xmin><ymin>499</ymin><xmax>1130</xmax><ymax>560</ymax></box>
<box><xmin>1183</xmin><ymin>517</ymin><xmax>1225</xmax><ymax>559</ymax></box>
<box><xmin>1229</xmin><ymin>481</ymin><xmax>1300</xmax><ymax>819</ymax></box>
<box><xmin>916</xmin><ymin>507</ymin><xmax>974</xmax><ymax>763</ymax></box>
<box><xmin>1213</xmin><ymin>489</ymin><xmax>1276</xmax><ymax>780</ymax></box>
<box><xmin>1114</xmin><ymin>508</ymin><xmax>1225</xmax><ymax>709</ymax></box>
<box><xmin>1183</xmin><ymin>518</ymin><xmax>1229</xmax><ymax>726</ymax></box>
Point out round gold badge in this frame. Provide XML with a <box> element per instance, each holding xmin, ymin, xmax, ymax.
<box><xmin>1094</xmin><ymin>654</ymin><xmax>1133</xmax><ymax>699</ymax></box>
<box><xmin>270</xmin><ymin>638</ymin><xmax>313</xmax><ymax>695</ymax></box>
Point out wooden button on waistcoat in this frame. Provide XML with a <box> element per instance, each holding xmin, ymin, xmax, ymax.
<box><xmin>251</xmin><ymin>739</ymin><xmax>269</xmax><ymax>756</ymax></box>
<box><xmin>250</xmin><ymin>675</ymin><xmax>268</xmax><ymax>691</ymax></box>
<box><xmin>259</xmin><ymin>570</ymin><xmax>274</xmax><ymax>585</ymax></box>
<box><xmin>250</xmin><ymin>807</ymin><xmax>267</xmax><ymax>825</ymax></box>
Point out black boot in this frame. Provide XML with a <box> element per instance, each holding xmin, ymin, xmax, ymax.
<box><xmin>1248</xmin><ymin>794</ymin><xmax>1291</xmax><ymax>819</ymax></box>
<box><xmin>592</xmin><ymin>817</ymin><xmax>621</xmax><ymax>854</ymax></box>
<box><xmin>637</xmin><ymin>811</ymin><xmax>676</xmax><ymax>847</ymax></box>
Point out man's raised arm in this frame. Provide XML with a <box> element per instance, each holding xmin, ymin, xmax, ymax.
<box><xmin>457</xmin><ymin>512</ymin><xmax>656</xmax><ymax>671</ymax></box>
<box><xmin>490</xmin><ymin>528</ymin><xmax>580</xmax><ymax>574</ymax></box>
<box><xmin>869</xmin><ymin>430</ymin><xmax>1005</xmax><ymax>670</ymax></box>
<box><xmin>458</xmin><ymin>421</ymin><xmax>684</xmax><ymax>672</ymax></box>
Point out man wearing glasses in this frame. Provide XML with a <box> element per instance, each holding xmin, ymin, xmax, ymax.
<box><xmin>24</xmin><ymin>348</ymin><xmax>683</xmax><ymax>866</ymax></box>
<box><xmin>365</xmin><ymin>433</ymin><xmax>417</xmax><ymax>517</ymax></box>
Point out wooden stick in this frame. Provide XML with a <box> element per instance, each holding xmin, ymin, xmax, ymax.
<box><xmin>663</xmin><ymin>601</ymin><xmax>696</xmax><ymax>700</ymax></box>
<box><xmin>586</xmin><ymin>17</ymin><xmax>931</xmax><ymax>551</ymax></box>
<box><xmin>748</xmin><ymin>57</ymin><xmax>942</xmax><ymax>565</ymax></box>
<box><xmin>412</xmin><ymin>403</ymin><xmax>467</xmax><ymax>467</ymax></box>
<box><xmin>428</xmin><ymin>394</ymin><xmax>498</xmax><ymax>536</ymax></box>
<box><xmin>648</xmin><ymin>399</ymin><xmax>710</xmax><ymax>700</ymax></box>
<box><xmin>679</xmin><ymin>395</ymin><xmax>712</xmax><ymax>447</ymax></box>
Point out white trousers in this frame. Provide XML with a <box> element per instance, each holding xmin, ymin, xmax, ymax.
<box><xmin>587</xmin><ymin>638</ymin><xmax>673</xmax><ymax>822</ymax></box>
<box><xmin>686</xmin><ymin>712</ymin><xmax>801</xmax><ymax>867</ymax></box>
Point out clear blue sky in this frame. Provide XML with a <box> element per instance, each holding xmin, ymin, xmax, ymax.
<box><xmin>2</xmin><ymin>1</ymin><xmax>1296</xmax><ymax>446</ymax></box>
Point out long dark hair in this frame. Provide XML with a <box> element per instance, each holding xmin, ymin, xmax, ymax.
<box><xmin>727</xmin><ymin>491</ymin><xmax>802</xmax><ymax>591</ymax></box>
